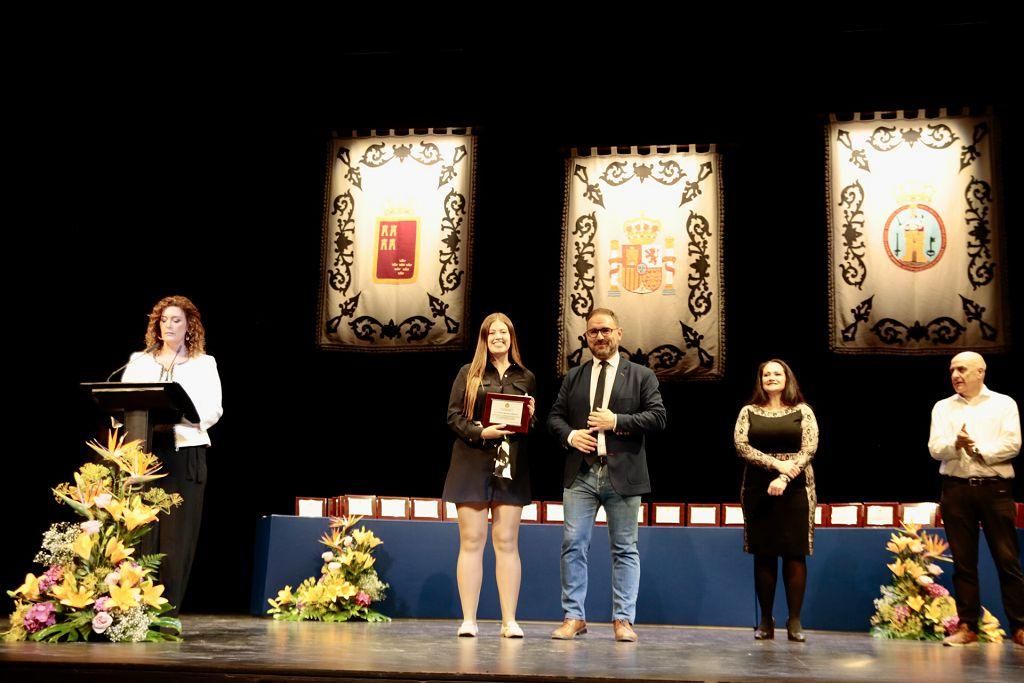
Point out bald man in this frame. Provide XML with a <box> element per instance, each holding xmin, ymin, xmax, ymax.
<box><xmin>928</xmin><ymin>351</ymin><xmax>1024</xmax><ymax>647</ymax></box>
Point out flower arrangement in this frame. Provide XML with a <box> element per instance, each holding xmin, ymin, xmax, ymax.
<box><xmin>870</xmin><ymin>522</ymin><xmax>1004</xmax><ymax>642</ymax></box>
<box><xmin>4</xmin><ymin>424</ymin><xmax>182</xmax><ymax>642</ymax></box>
<box><xmin>268</xmin><ymin>516</ymin><xmax>389</xmax><ymax>622</ymax></box>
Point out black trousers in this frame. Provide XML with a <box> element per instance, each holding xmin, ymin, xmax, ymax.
<box><xmin>940</xmin><ymin>476</ymin><xmax>1024</xmax><ymax>633</ymax></box>
<box><xmin>141</xmin><ymin>432</ymin><xmax>207</xmax><ymax>616</ymax></box>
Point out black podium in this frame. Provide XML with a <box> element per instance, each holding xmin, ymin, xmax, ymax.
<box><xmin>81</xmin><ymin>382</ymin><xmax>199</xmax><ymax>447</ymax></box>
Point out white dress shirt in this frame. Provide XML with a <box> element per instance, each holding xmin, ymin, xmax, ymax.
<box><xmin>568</xmin><ymin>353</ymin><xmax>620</xmax><ymax>456</ymax></box>
<box><xmin>928</xmin><ymin>385</ymin><xmax>1021</xmax><ymax>479</ymax></box>
<box><xmin>122</xmin><ymin>352</ymin><xmax>224</xmax><ymax>449</ymax></box>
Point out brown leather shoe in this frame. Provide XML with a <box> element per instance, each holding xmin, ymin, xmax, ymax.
<box><xmin>613</xmin><ymin>619</ymin><xmax>638</xmax><ymax>642</ymax></box>
<box><xmin>1013</xmin><ymin>628</ymin><xmax>1024</xmax><ymax>648</ymax></box>
<box><xmin>550</xmin><ymin>618</ymin><xmax>587</xmax><ymax>640</ymax></box>
<box><xmin>942</xmin><ymin>624</ymin><xmax>979</xmax><ymax>647</ymax></box>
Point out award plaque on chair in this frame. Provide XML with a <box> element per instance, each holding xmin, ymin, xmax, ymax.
<box><xmin>482</xmin><ymin>393</ymin><xmax>530</xmax><ymax>433</ymax></box>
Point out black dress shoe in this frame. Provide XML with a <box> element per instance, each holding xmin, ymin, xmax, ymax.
<box><xmin>754</xmin><ymin>618</ymin><xmax>775</xmax><ymax>640</ymax></box>
<box><xmin>786</xmin><ymin>617</ymin><xmax>806</xmax><ymax>642</ymax></box>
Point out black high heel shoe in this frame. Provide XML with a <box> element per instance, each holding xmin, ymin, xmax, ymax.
<box><xmin>754</xmin><ymin>617</ymin><xmax>775</xmax><ymax>640</ymax></box>
<box><xmin>786</xmin><ymin>617</ymin><xmax>806</xmax><ymax>642</ymax></box>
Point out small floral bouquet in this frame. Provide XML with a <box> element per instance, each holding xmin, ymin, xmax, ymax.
<box><xmin>4</xmin><ymin>424</ymin><xmax>183</xmax><ymax>642</ymax></box>
<box><xmin>870</xmin><ymin>522</ymin><xmax>1004</xmax><ymax>642</ymax></box>
<box><xmin>268</xmin><ymin>516</ymin><xmax>389</xmax><ymax>623</ymax></box>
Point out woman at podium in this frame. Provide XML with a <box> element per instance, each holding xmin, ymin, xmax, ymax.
<box><xmin>443</xmin><ymin>313</ymin><xmax>536</xmax><ymax>638</ymax></box>
<box><xmin>122</xmin><ymin>295</ymin><xmax>223</xmax><ymax>614</ymax></box>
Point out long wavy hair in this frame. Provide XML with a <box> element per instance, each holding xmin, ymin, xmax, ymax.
<box><xmin>749</xmin><ymin>358</ymin><xmax>805</xmax><ymax>407</ymax></box>
<box><xmin>144</xmin><ymin>295</ymin><xmax>206</xmax><ymax>358</ymax></box>
<box><xmin>463</xmin><ymin>312</ymin><xmax>526</xmax><ymax>417</ymax></box>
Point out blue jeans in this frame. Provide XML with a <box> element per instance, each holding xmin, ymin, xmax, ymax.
<box><xmin>560</xmin><ymin>463</ymin><xmax>642</xmax><ymax>623</ymax></box>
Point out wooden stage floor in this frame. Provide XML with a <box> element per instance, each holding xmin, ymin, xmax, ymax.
<box><xmin>2</xmin><ymin>615</ymin><xmax>1023</xmax><ymax>682</ymax></box>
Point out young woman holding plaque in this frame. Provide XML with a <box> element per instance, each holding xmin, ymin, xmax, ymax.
<box><xmin>442</xmin><ymin>313</ymin><xmax>536</xmax><ymax>638</ymax></box>
<box><xmin>121</xmin><ymin>295</ymin><xmax>223</xmax><ymax>614</ymax></box>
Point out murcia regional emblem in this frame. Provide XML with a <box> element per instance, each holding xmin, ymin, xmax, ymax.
<box><xmin>608</xmin><ymin>214</ymin><xmax>677</xmax><ymax>296</ymax></box>
<box><xmin>882</xmin><ymin>183</ymin><xmax>946</xmax><ymax>272</ymax></box>
<box><xmin>373</xmin><ymin>209</ymin><xmax>420</xmax><ymax>284</ymax></box>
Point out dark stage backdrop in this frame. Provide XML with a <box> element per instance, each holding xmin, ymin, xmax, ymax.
<box><xmin>10</xmin><ymin>24</ymin><xmax>1020</xmax><ymax>614</ymax></box>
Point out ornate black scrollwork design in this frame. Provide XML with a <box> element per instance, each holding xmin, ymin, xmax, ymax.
<box><xmin>868</xmin><ymin>124</ymin><xmax>957</xmax><ymax>152</ymax></box>
<box><xmin>680</xmin><ymin>322</ymin><xmax>714</xmax><ymax>369</ymax></box>
<box><xmin>325</xmin><ymin>292</ymin><xmax>362</xmax><ymax>335</ymax></box>
<box><xmin>349</xmin><ymin>315</ymin><xmax>435</xmax><ymax>343</ymax></box>
<box><xmin>837</xmin><ymin>181</ymin><xmax>867</xmax><ymax>289</ymax></box>
<box><xmin>628</xmin><ymin>345</ymin><xmax>687</xmax><ymax>371</ymax></box>
<box><xmin>439</xmin><ymin>145</ymin><xmax>467</xmax><ymax>188</ymax></box>
<box><xmin>869</xmin><ymin>316</ymin><xmax>965</xmax><ymax>345</ymax></box>
<box><xmin>574</xmin><ymin>165</ymin><xmax>604</xmax><ymax>208</ymax></box>
<box><xmin>328</xmin><ymin>190</ymin><xmax>356</xmax><ymax>294</ymax></box>
<box><xmin>960</xmin><ymin>295</ymin><xmax>998</xmax><ymax>341</ymax></box>
<box><xmin>428</xmin><ymin>292</ymin><xmax>460</xmax><ymax>334</ymax></box>
<box><xmin>360</xmin><ymin>141</ymin><xmax>442</xmax><ymax>169</ymax></box>
<box><xmin>964</xmin><ymin>176</ymin><xmax>995</xmax><ymax>290</ymax></box>
<box><xmin>601</xmin><ymin>160</ymin><xmax>686</xmax><ymax>187</ymax></box>
<box><xmin>570</xmin><ymin>213</ymin><xmax>598</xmax><ymax>318</ymax></box>
<box><xmin>438</xmin><ymin>189</ymin><xmax>466</xmax><ymax>295</ymax></box>
<box><xmin>566</xmin><ymin>334</ymin><xmax>587</xmax><ymax>369</ymax></box>
<box><xmin>686</xmin><ymin>211</ymin><xmax>713</xmax><ymax>320</ymax></box>
<box><xmin>960</xmin><ymin>122</ymin><xmax>989</xmax><ymax>171</ymax></box>
<box><xmin>841</xmin><ymin>296</ymin><xmax>873</xmax><ymax>342</ymax></box>
<box><xmin>837</xmin><ymin>130</ymin><xmax>869</xmax><ymax>172</ymax></box>
<box><xmin>679</xmin><ymin>161</ymin><xmax>713</xmax><ymax>207</ymax></box>
<box><xmin>338</xmin><ymin>147</ymin><xmax>362</xmax><ymax>189</ymax></box>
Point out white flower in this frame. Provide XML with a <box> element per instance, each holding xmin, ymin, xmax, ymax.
<box><xmin>328</xmin><ymin>562</ymin><xmax>341</xmax><ymax>571</ymax></box>
<box><xmin>94</xmin><ymin>493</ymin><xmax>113</xmax><ymax>509</ymax></box>
<box><xmin>342</xmin><ymin>537</ymin><xmax>353</xmax><ymax>548</ymax></box>
<box><xmin>321</xmin><ymin>551</ymin><xmax>334</xmax><ymax>561</ymax></box>
<box><xmin>927</xmin><ymin>563</ymin><xmax>943</xmax><ymax>576</ymax></box>
<box><xmin>105</xmin><ymin>572</ymin><xmax>121</xmax><ymax>586</ymax></box>
<box><xmin>80</xmin><ymin>520</ymin><xmax>102</xmax><ymax>535</ymax></box>
<box><xmin>92</xmin><ymin>612</ymin><xmax>113</xmax><ymax>634</ymax></box>
<box><xmin>917</xmin><ymin>575</ymin><xmax>934</xmax><ymax>585</ymax></box>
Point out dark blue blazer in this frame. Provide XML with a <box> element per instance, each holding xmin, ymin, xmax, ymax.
<box><xmin>548</xmin><ymin>355</ymin><xmax>667</xmax><ymax>496</ymax></box>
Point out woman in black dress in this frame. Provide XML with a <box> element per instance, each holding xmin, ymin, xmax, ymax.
<box><xmin>734</xmin><ymin>359</ymin><xmax>818</xmax><ymax>641</ymax></box>
<box><xmin>443</xmin><ymin>313</ymin><xmax>536</xmax><ymax>638</ymax></box>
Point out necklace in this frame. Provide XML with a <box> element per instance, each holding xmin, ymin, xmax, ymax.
<box><xmin>157</xmin><ymin>345</ymin><xmax>183</xmax><ymax>382</ymax></box>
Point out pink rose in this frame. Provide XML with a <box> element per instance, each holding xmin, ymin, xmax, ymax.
<box><xmin>92</xmin><ymin>612</ymin><xmax>113</xmax><ymax>634</ymax></box>
<box><xmin>81</xmin><ymin>520</ymin><xmax>103</xmax><ymax>535</ymax></box>
<box><xmin>94</xmin><ymin>493</ymin><xmax>113</xmax><ymax>509</ymax></box>
<box><xmin>105</xmin><ymin>572</ymin><xmax>121</xmax><ymax>586</ymax></box>
<box><xmin>355</xmin><ymin>591</ymin><xmax>371</xmax><ymax>607</ymax></box>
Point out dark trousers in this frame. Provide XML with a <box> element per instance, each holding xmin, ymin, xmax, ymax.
<box><xmin>141</xmin><ymin>433</ymin><xmax>207</xmax><ymax>616</ymax></box>
<box><xmin>940</xmin><ymin>476</ymin><xmax>1024</xmax><ymax>633</ymax></box>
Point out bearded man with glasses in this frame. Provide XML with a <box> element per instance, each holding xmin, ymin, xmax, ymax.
<box><xmin>548</xmin><ymin>307</ymin><xmax>667</xmax><ymax>642</ymax></box>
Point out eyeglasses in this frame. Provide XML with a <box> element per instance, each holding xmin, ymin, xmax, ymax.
<box><xmin>585</xmin><ymin>327</ymin><xmax>618</xmax><ymax>339</ymax></box>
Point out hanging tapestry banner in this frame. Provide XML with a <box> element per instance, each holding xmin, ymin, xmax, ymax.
<box><xmin>557</xmin><ymin>146</ymin><xmax>725</xmax><ymax>381</ymax></box>
<box><xmin>317</xmin><ymin>131</ymin><xmax>474</xmax><ymax>351</ymax></box>
<box><xmin>827</xmin><ymin>111</ymin><xmax>1006</xmax><ymax>353</ymax></box>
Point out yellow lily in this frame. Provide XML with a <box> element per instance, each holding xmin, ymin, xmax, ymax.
<box><xmin>330</xmin><ymin>580</ymin><xmax>358</xmax><ymax>601</ymax></box>
<box><xmin>351</xmin><ymin>527</ymin><xmax>383</xmax><ymax>549</ymax></box>
<box><xmin>903</xmin><ymin>561</ymin><xmax>925</xmax><ymax>579</ymax></box>
<box><xmin>118</xmin><ymin>563</ymin><xmax>147</xmax><ymax>588</ymax></box>
<box><xmin>108</xmin><ymin>583</ymin><xmax>141</xmax><ymax>611</ymax></box>
<box><xmin>106</xmin><ymin>537</ymin><xmax>135</xmax><ymax>564</ymax></box>
<box><xmin>922</xmin><ymin>532</ymin><xmax>950</xmax><ymax>559</ymax></box>
<box><xmin>140</xmin><ymin>581</ymin><xmax>168</xmax><ymax>608</ymax></box>
<box><xmin>13</xmin><ymin>573</ymin><xmax>40</xmax><ymax>600</ymax></box>
<box><xmin>105</xmin><ymin>498</ymin><xmax>125</xmax><ymax>523</ymax></box>
<box><xmin>273</xmin><ymin>586</ymin><xmax>294</xmax><ymax>605</ymax></box>
<box><xmin>900</xmin><ymin>522</ymin><xmax>921</xmax><ymax>537</ymax></box>
<box><xmin>51</xmin><ymin>575</ymin><xmax>95</xmax><ymax>609</ymax></box>
<box><xmin>73</xmin><ymin>532</ymin><xmax>95</xmax><ymax>561</ymax></box>
<box><xmin>122</xmin><ymin>497</ymin><xmax>159</xmax><ymax>531</ymax></box>
<box><xmin>906</xmin><ymin>595</ymin><xmax>925</xmax><ymax>612</ymax></box>
<box><xmin>887</xmin><ymin>558</ymin><xmax>906</xmax><ymax>577</ymax></box>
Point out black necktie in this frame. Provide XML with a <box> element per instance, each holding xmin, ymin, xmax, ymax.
<box><xmin>593</xmin><ymin>360</ymin><xmax>608</xmax><ymax>410</ymax></box>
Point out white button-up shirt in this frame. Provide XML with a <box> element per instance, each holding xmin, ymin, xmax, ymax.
<box><xmin>567</xmin><ymin>354</ymin><xmax>620</xmax><ymax>457</ymax></box>
<box><xmin>928</xmin><ymin>385</ymin><xmax>1021</xmax><ymax>479</ymax></box>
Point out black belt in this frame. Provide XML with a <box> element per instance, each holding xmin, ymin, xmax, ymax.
<box><xmin>943</xmin><ymin>475</ymin><xmax>1006</xmax><ymax>487</ymax></box>
<box><xmin>581</xmin><ymin>455</ymin><xmax>609</xmax><ymax>472</ymax></box>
